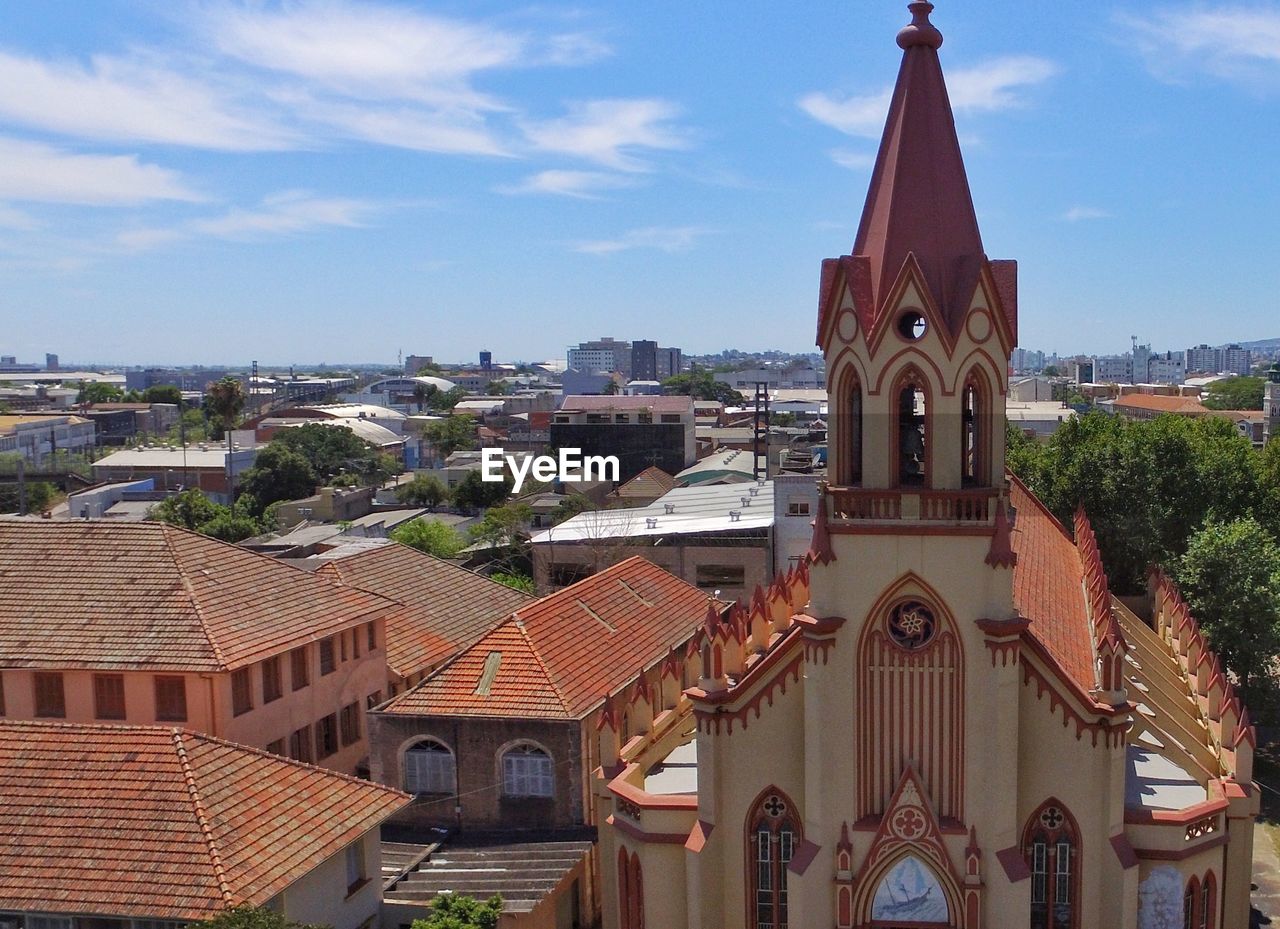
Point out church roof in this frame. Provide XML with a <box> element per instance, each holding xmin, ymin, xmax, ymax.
<box><xmin>1008</xmin><ymin>477</ymin><xmax>1096</xmax><ymax>690</ymax></box>
<box><xmin>853</xmin><ymin>1</ymin><xmax>986</xmax><ymax>339</ymax></box>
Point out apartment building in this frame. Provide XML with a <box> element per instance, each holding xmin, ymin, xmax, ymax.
<box><xmin>0</xmin><ymin>521</ymin><xmax>394</xmax><ymax>775</ymax></box>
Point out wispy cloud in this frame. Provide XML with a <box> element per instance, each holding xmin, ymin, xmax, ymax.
<box><xmin>522</xmin><ymin>99</ymin><xmax>688</xmax><ymax>171</ymax></box>
<box><xmin>574</xmin><ymin>225</ymin><xmax>708</xmax><ymax>255</ymax></box>
<box><xmin>1062</xmin><ymin>206</ymin><xmax>1111</xmax><ymax>222</ymax></box>
<box><xmin>498</xmin><ymin>169</ymin><xmax>639</xmax><ymax>198</ymax></box>
<box><xmin>1120</xmin><ymin>7</ymin><xmax>1280</xmax><ymax>83</ymax></box>
<box><xmin>0</xmin><ymin>203</ymin><xmax>38</xmax><ymax>230</ymax></box>
<box><xmin>828</xmin><ymin>149</ymin><xmax>876</xmax><ymax>171</ymax></box>
<box><xmin>0</xmin><ymin>137</ymin><xmax>203</xmax><ymax>205</ymax></box>
<box><xmin>799</xmin><ymin>56</ymin><xmax>1058</xmax><ymax>137</ymax></box>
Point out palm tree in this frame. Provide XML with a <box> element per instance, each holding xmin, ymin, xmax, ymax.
<box><xmin>206</xmin><ymin>376</ymin><xmax>246</xmax><ymax>495</ymax></box>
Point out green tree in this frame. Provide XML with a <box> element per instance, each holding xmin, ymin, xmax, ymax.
<box><xmin>272</xmin><ymin>423</ymin><xmax>377</xmax><ymax>481</ymax></box>
<box><xmin>238</xmin><ymin>445</ymin><xmax>318</xmax><ymax>513</ymax></box>
<box><xmin>770</xmin><ymin>411</ymin><xmax>797</xmax><ymax>426</ymax></box>
<box><xmin>141</xmin><ymin>385</ymin><xmax>183</xmax><ymax>405</ymax></box>
<box><xmin>390</xmin><ymin>518</ymin><xmax>468</xmax><ymax>558</ymax></box>
<box><xmin>1042</xmin><ymin>365</ymin><xmax>1061</xmax><ymax>377</ymax></box>
<box><xmin>1202</xmin><ymin>376</ymin><xmax>1265</xmax><ymax>411</ymax></box>
<box><xmin>412</xmin><ymin>382</ymin><xmax>437</xmax><ymax>412</ymax></box>
<box><xmin>490</xmin><ymin>571</ymin><xmax>535</xmax><ymax>593</ymax></box>
<box><xmin>423</xmin><ymin>415</ymin><xmax>478</xmax><ymax>460</ymax></box>
<box><xmin>190</xmin><ymin>903</ymin><xmax>330</xmax><ymax>929</ymax></box>
<box><xmin>411</xmin><ymin>894</ymin><xmax>503</xmax><ymax>929</ymax></box>
<box><xmin>396</xmin><ymin>474</ymin><xmax>448</xmax><ymax>509</ymax></box>
<box><xmin>602</xmin><ymin>379</ymin><xmax>621</xmax><ymax>395</ymax></box>
<box><xmin>553</xmin><ymin>493</ymin><xmax>597</xmax><ymax>525</ymax></box>
<box><xmin>206</xmin><ymin>376</ymin><xmax>246</xmax><ymax>439</ymax></box>
<box><xmin>662</xmin><ymin>367</ymin><xmax>745</xmax><ymax>404</ymax></box>
<box><xmin>149</xmin><ymin>488</ymin><xmax>224</xmax><ymax>530</ymax></box>
<box><xmin>1173</xmin><ymin>518</ymin><xmax>1280</xmax><ymax>711</ymax></box>
<box><xmin>197</xmin><ymin>509</ymin><xmax>264</xmax><ymax>543</ymax></box>
<box><xmin>428</xmin><ymin>386</ymin><xmax>470</xmax><ymax>412</ymax></box>
<box><xmin>486</xmin><ymin>380</ymin><xmax>510</xmax><ymax>395</ymax></box>
<box><xmin>451</xmin><ymin>470</ymin><xmax>511</xmax><ymax>513</ymax></box>
<box><xmin>77</xmin><ymin>381</ymin><xmax>124</xmax><ymax>404</ymax></box>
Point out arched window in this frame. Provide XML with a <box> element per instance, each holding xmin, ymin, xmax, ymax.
<box><xmin>403</xmin><ymin>739</ymin><xmax>455</xmax><ymax>794</ymax></box>
<box><xmin>1200</xmin><ymin>872</ymin><xmax>1215</xmax><ymax>929</ymax></box>
<box><xmin>1024</xmin><ymin>800</ymin><xmax>1079</xmax><ymax>929</ymax></box>
<box><xmin>893</xmin><ymin>373</ymin><xmax>928</xmax><ymax>487</ymax></box>
<box><xmin>631</xmin><ymin>851</ymin><xmax>645</xmax><ymax>929</ymax></box>
<box><xmin>1184</xmin><ymin>876</ymin><xmax>1199</xmax><ymax>929</ymax></box>
<box><xmin>502</xmin><ymin>744</ymin><xmax>553</xmax><ymax>797</ymax></box>
<box><xmin>618</xmin><ymin>848</ymin><xmax>632</xmax><ymax>929</ymax></box>
<box><xmin>838</xmin><ymin>367</ymin><xmax>863</xmax><ymax>486</ymax></box>
<box><xmin>961</xmin><ymin>371</ymin><xmax>988</xmax><ymax>486</ymax></box>
<box><xmin>748</xmin><ymin>789</ymin><xmax>800</xmax><ymax>929</ymax></box>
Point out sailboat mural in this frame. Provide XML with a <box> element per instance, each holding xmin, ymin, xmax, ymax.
<box><xmin>871</xmin><ymin>855</ymin><xmax>950</xmax><ymax>923</ymax></box>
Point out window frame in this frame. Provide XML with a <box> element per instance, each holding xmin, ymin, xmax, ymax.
<box><xmin>319</xmin><ymin>637</ymin><xmax>336</xmax><ymax>676</ymax></box>
<box><xmin>33</xmin><ymin>671</ymin><xmax>66</xmax><ymax>719</ymax></box>
<box><xmin>93</xmin><ymin>673</ymin><xmax>126</xmax><ymax>720</ymax></box>
<box><xmin>404</xmin><ymin>739</ymin><xmax>457</xmax><ymax>795</ymax></box>
<box><xmin>290</xmin><ymin>645</ymin><xmax>310</xmax><ymax>691</ymax></box>
<box><xmin>231</xmin><ymin>667</ymin><xmax>253</xmax><ymax>717</ymax></box>
<box><xmin>1023</xmin><ymin>799</ymin><xmax>1080</xmax><ymax>929</ymax></box>
<box><xmin>746</xmin><ymin>786</ymin><xmax>800</xmax><ymax>929</ymax></box>
<box><xmin>154</xmin><ymin>675</ymin><xmax>187</xmax><ymax>722</ymax></box>
<box><xmin>316</xmin><ymin>713</ymin><xmax>339</xmax><ymax>758</ymax></box>
<box><xmin>289</xmin><ymin>725</ymin><xmax>313</xmax><ymax>764</ymax></box>
<box><xmin>339</xmin><ymin>702</ymin><xmax>361</xmax><ymax>746</ymax></box>
<box><xmin>501</xmin><ymin>743</ymin><xmax>554</xmax><ymax>798</ymax></box>
<box><xmin>262</xmin><ymin>655</ymin><xmax>283</xmax><ymax>704</ymax></box>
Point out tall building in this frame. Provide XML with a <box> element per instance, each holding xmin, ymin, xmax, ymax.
<box><xmin>568</xmin><ymin>337</ymin><xmax>631</xmax><ymax>376</ymax></box>
<box><xmin>1266</xmin><ymin>362</ymin><xmax>1280</xmax><ymax>446</ymax></box>
<box><xmin>479</xmin><ymin>350</ymin><xmax>492</xmax><ymax>371</ymax></box>
<box><xmin>44</xmin><ymin>353</ymin><xmax>58</xmax><ymax>371</ymax></box>
<box><xmin>597</xmin><ymin>6</ymin><xmax>1257</xmax><ymax>929</ymax></box>
<box><xmin>657</xmin><ymin>345</ymin><xmax>683</xmax><ymax>378</ymax></box>
<box><xmin>404</xmin><ymin>354</ymin><xmax>434</xmax><ymax>375</ymax></box>
<box><xmin>1186</xmin><ymin>344</ymin><xmax>1250</xmax><ymax>377</ymax></box>
<box><xmin>631</xmin><ymin>339</ymin><xmax>658</xmax><ymax>380</ymax></box>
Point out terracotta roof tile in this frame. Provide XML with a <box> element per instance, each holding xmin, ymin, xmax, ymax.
<box><xmin>1009</xmin><ymin>478</ymin><xmax>1096</xmax><ymax>690</ymax></box>
<box><xmin>0</xmin><ymin>720</ymin><xmax>409</xmax><ymax>918</ymax></box>
<box><xmin>1111</xmin><ymin>394</ymin><xmax>1208</xmax><ymax>415</ymax></box>
<box><xmin>0</xmin><ymin>522</ymin><xmax>395</xmax><ymax>671</ymax></box>
<box><xmin>383</xmin><ymin>557</ymin><xmax>708</xmax><ymax>719</ymax></box>
<box><xmin>613</xmin><ymin>466</ymin><xmax>677</xmax><ymax>499</ymax></box>
<box><xmin>315</xmin><ymin>543</ymin><xmax>532</xmax><ymax>679</ymax></box>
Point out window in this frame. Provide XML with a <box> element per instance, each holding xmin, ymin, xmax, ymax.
<box><xmin>154</xmin><ymin>676</ymin><xmax>187</xmax><ymax>722</ymax></box>
<box><xmin>33</xmin><ymin>672</ymin><xmax>65</xmax><ymax>718</ymax></box>
<box><xmin>502</xmin><ymin>744</ymin><xmax>553</xmax><ymax>797</ymax></box>
<box><xmin>786</xmin><ymin>497</ymin><xmax>811</xmax><ymax>517</ymax></box>
<box><xmin>1201</xmin><ymin>872</ymin><xmax>1215</xmax><ymax>929</ymax></box>
<box><xmin>29</xmin><ymin>917</ymin><xmax>73</xmax><ymax>929</ymax></box>
<box><xmin>340</xmin><ymin>631</ymin><xmax>348</xmax><ymax>662</ymax></box>
<box><xmin>405</xmin><ymin>740</ymin><xmax>456</xmax><ymax>794</ymax></box>
<box><xmin>289</xmin><ymin>725</ymin><xmax>313</xmax><ymax>763</ymax></box>
<box><xmin>961</xmin><ymin>370</ymin><xmax>989</xmax><ymax>488</ymax></box>
<box><xmin>319</xmin><ymin>637</ymin><xmax>336</xmax><ymax>675</ymax></box>
<box><xmin>840</xmin><ymin>368</ymin><xmax>863</xmax><ymax>486</ymax></box>
<box><xmin>266</xmin><ymin>738</ymin><xmax>285</xmax><ymax>756</ymax></box>
<box><xmin>345</xmin><ymin>839</ymin><xmax>367</xmax><ymax>894</ymax></box>
<box><xmin>660</xmin><ymin>414</ymin><xmax>680</xmax><ymax>423</ymax></box>
<box><xmin>748</xmin><ymin>789</ymin><xmax>799</xmax><ymax>929</ymax></box>
<box><xmin>93</xmin><ymin>673</ymin><xmax>126</xmax><ymax>720</ymax></box>
<box><xmin>0</xmin><ymin>670</ymin><xmax>6</xmax><ymax>716</ymax></box>
<box><xmin>366</xmin><ymin>691</ymin><xmax>383</xmax><ymax>710</ymax></box>
<box><xmin>339</xmin><ymin>702</ymin><xmax>361</xmax><ymax>746</ymax></box>
<box><xmin>618</xmin><ymin>849</ymin><xmax>644</xmax><ymax>929</ymax></box>
<box><xmin>352</xmin><ymin>627</ymin><xmax>361</xmax><ymax>659</ymax></box>
<box><xmin>262</xmin><ymin>656</ymin><xmax>283</xmax><ymax>704</ymax></box>
<box><xmin>695</xmin><ymin>564</ymin><xmax>746</xmax><ymax>591</ymax></box>
<box><xmin>896</xmin><ymin>377</ymin><xmax>928</xmax><ymax>487</ymax></box>
<box><xmin>290</xmin><ymin>646</ymin><xmax>309</xmax><ymax>691</ymax></box>
<box><xmin>1184</xmin><ymin>880</ymin><xmax>1197</xmax><ymax>929</ymax></box>
<box><xmin>366</xmin><ymin>621</ymin><xmax>377</xmax><ymax>652</ymax></box>
<box><xmin>231</xmin><ymin>668</ymin><xmax>253</xmax><ymax>716</ymax></box>
<box><xmin>1025</xmin><ymin>800</ymin><xmax>1078</xmax><ymax>929</ymax></box>
<box><xmin>316</xmin><ymin>713</ymin><xmax>339</xmax><ymax>758</ymax></box>
<box><xmin>614</xmin><ymin>413</ymin><xmax>629</xmax><ymax>423</ymax></box>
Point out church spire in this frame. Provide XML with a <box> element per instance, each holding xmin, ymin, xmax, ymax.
<box><xmin>854</xmin><ymin>1</ymin><xmax>985</xmax><ymax>338</ymax></box>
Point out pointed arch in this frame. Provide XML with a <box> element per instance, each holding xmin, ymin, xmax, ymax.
<box><xmin>630</xmin><ymin>851</ymin><xmax>645</xmax><ymax>929</ymax></box>
<box><xmin>1022</xmin><ymin>798</ymin><xmax>1081</xmax><ymax>929</ymax></box>
<box><xmin>860</xmin><ymin>850</ymin><xmax>960</xmax><ymax>926</ymax></box>
<box><xmin>889</xmin><ymin>363</ymin><xmax>932</xmax><ymax>488</ymax></box>
<box><xmin>1184</xmin><ymin>874</ymin><xmax>1201</xmax><ymax>929</ymax></box>
<box><xmin>835</xmin><ymin>361</ymin><xmax>864</xmax><ymax>486</ymax></box>
<box><xmin>961</xmin><ymin>365</ymin><xmax>993</xmax><ymax>488</ymax></box>
<box><xmin>745</xmin><ymin>784</ymin><xmax>802</xmax><ymax>929</ymax></box>
<box><xmin>948</xmin><ymin>346</ymin><xmax>1007</xmax><ymax>395</ymax></box>
<box><xmin>617</xmin><ymin>847</ymin><xmax>632</xmax><ymax>929</ymax></box>
<box><xmin>1201</xmin><ymin>870</ymin><xmax>1216</xmax><ymax>929</ymax></box>
<box><xmin>856</xmin><ymin>572</ymin><xmax>964</xmax><ymax>821</ymax></box>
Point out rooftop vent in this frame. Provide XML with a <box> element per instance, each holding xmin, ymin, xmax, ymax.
<box><xmin>645</xmin><ymin>517</ymin><xmax>658</xmax><ymax>529</ymax></box>
<box><xmin>664</xmin><ymin>503</ymin><xmax>675</xmax><ymax>514</ymax></box>
<box><xmin>749</xmin><ymin>486</ymin><xmax>759</xmax><ymax>497</ymax></box>
<box><xmin>730</xmin><ymin>510</ymin><xmax>741</xmax><ymax>522</ymax></box>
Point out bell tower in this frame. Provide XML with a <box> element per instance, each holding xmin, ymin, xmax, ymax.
<box><xmin>1266</xmin><ymin>362</ymin><xmax>1280</xmax><ymax>447</ymax></box>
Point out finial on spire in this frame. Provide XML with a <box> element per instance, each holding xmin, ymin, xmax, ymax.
<box><xmin>897</xmin><ymin>1</ymin><xmax>943</xmax><ymax>50</ymax></box>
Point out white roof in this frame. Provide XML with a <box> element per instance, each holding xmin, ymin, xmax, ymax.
<box><xmin>366</xmin><ymin>375</ymin><xmax>456</xmax><ymax>391</ymax></box>
<box><xmin>1005</xmin><ymin>402</ymin><xmax>1078</xmax><ymax>423</ymax></box>
<box><xmin>296</xmin><ymin>403</ymin><xmax>406</xmax><ymax>421</ymax></box>
<box><xmin>531</xmin><ymin>480</ymin><xmax>774</xmax><ymax>544</ymax></box>
<box><xmin>92</xmin><ymin>445</ymin><xmax>252</xmax><ymax>468</ymax></box>
<box><xmin>453</xmin><ymin>399</ymin><xmax>505</xmax><ymax>413</ymax></box>
<box><xmin>280</xmin><ymin>418</ymin><xmax>402</xmax><ymax>447</ymax></box>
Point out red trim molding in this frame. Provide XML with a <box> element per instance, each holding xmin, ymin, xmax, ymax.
<box><xmin>607</xmin><ymin>814</ymin><xmax>689</xmax><ymax>846</ymax></box>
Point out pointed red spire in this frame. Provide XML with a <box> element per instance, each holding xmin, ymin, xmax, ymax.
<box><xmin>854</xmin><ymin>1</ymin><xmax>989</xmax><ymax>339</ymax></box>
<box><xmin>985</xmin><ymin>497</ymin><xmax>1017</xmax><ymax>568</ymax></box>
<box><xmin>809</xmin><ymin>495</ymin><xmax>836</xmax><ymax>566</ymax></box>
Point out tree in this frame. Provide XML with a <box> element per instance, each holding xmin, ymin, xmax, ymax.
<box><xmin>553</xmin><ymin>493</ymin><xmax>598</xmax><ymax>525</ymax></box>
<box><xmin>602</xmin><ymin>379</ymin><xmax>621</xmax><ymax>395</ymax></box>
<box><xmin>390</xmin><ymin>518</ymin><xmax>468</xmax><ymax>558</ymax></box>
<box><xmin>470</xmin><ymin>502</ymin><xmax>532</xmax><ymax>549</ymax></box>
<box><xmin>206</xmin><ymin>376</ymin><xmax>246</xmax><ymax>439</ymax></box>
<box><xmin>451</xmin><ymin>470</ymin><xmax>511</xmax><ymax>513</ymax></box>
<box><xmin>770</xmin><ymin>411</ymin><xmax>797</xmax><ymax>426</ymax></box>
<box><xmin>238</xmin><ymin>445</ymin><xmax>318</xmax><ymax>513</ymax></box>
<box><xmin>428</xmin><ymin>386</ymin><xmax>470</xmax><ymax>412</ymax></box>
<box><xmin>486</xmin><ymin>380</ymin><xmax>510</xmax><ymax>395</ymax></box>
<box><xmin>1173</xmin><ymin>518</ymin><xmax>1280</xmax><ymax>711</ymax></box>
<box><xmin>149</xmin><ymin>488</ymin><xmax>224</xmax><ymax>531</ymax></box>
<box><xmin>396</xmin><ymin>474</ymin><xmax>448</xmax><ymax>509</ymax></box>
<box><xmin>411</xmin><ymin>894</ymin><xmax>503</xmax><ymax>929</ymax></box>
<box><xmin>192</xmin><ymin>904</ymin><xmax>330</xmax><ymax>929</ymax></box>
<box><xmin>1042</xmin><ymin>365</ymin><xmax>1061</xmax><ymax>377</ymax></box>
<box><xmin>272</xmin><ymin>423</ymin><xmax>377</xmax><ymax>481</ymax></box>
<box><xmin>490</xmin><ymin>571</ymin><xmax>535</xmax><ymax>593</ymax></box>
<box><xmin>198</xmin><ymin>509</ymin><xmax>264</xmax><ymax>543</ymax></box>
<box><xmin>1202</xmin><ymin>376</ymin><xmax>1264</xmax><ymax>411</ymax></box>
<box><xmin>141</xmin><ymin>385</ymin><xmax>183</xmax><ymax>405</ymax></box>
<box><xmin>423</xmin><ymin>415</ymin><xmax>478</xmax><ymax>461</ymax></box>
<box><xmin>77</xmin><ymin>381</ymin><xmax>123</xmax><ymax>404</ymax></box>
<box><xmin>662</xmin><ymin>367</ymin><xmax>745</xmax><ymax>404</ymax></box>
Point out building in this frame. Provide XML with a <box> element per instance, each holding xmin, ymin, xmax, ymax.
<box><xmin>406</xmin><ymin>354</ymin><xmax>435</xmax><ymax>375</ymax></box>
<box><xmin>90</xmin><ymin>443</ymin><xmax>259</xmax><ymax>503</ymax></box>
<box><xmin>44</xmin><ymin>353</ymin><xmax>58</xmax><ymax>371</ymax></box>
<box><xmin>81</xmin><ymin>401</ymin><xmax>180</xmax><ymax>445</ymax></box>
<box><xmin>596</xmin><ymin>7</ymin><xmax>1257</xmax><ymax>929</ymax></box>
<box><xmin>568</xmin><ymin>337</ymin><xmax>631</xmax><ymax>376</ymax></box>
<box><xmin>657</xmin><ymin>345</ymin><xmax>683</xmax><ymax>379</ymax></box>
<box><xmin>631</xmin><ymin>340</ymin><xmax>658</xmax><ymax>381</ymax></box>
<box><xmin>551</xmin><ymin>395</ymin><xmax>696</xmax><ymax>482</ymax></box>
<box><xmin>0</xmin><ymin>719</ymin><xmax>408</xmax><ymax>926</ymax></box>
<box><xmin>531</xmin><ymin>480</ymin><xmax>777</xmax><ymax>598</ymax></box>
<box><xmin>1186</xmin><ymin>344</ymin><xmax>1251</xmax><ymax>377</ymax></box>
<box><xmin>341</xmin><ymin>376</ymin><xmax>457</xmax><ymax>414</ymax></box>
<box><xmin>311</xmin><ymin>541</ymin><xmax>533</xmax><ymax>695</ymax></box>
<box><xmin>125</xmin><ymin>367</ymin><xmax>232</xmax><ymax>394</ymax></box>
<box><xmin>0</xmin><ymin>413</ymin><xmax>96</xmax><ymax>463</ymax></box>
<box><xmin>1266</xmin><ymin>363</ymin><xmax>1280</xmax><ymax>446</ymax></box>
<box><xmin>0</xmin><ymin>521</ymin><xmax>394</xmax><ymax>775</ymax></box>
<box><xmin>1092</xmin><ymin>354</ymin><xmax>1133</xmax><ymax>384</ymax></box>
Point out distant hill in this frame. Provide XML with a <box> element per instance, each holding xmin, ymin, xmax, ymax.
<box><xmin>1234</xmin><ymin>337</ymin><xmax>1280</xmax><ymax>351</ymax></box>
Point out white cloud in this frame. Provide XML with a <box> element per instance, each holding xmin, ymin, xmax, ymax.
<box><xmin>829</xmin><ymin>149</ymin><xmax>876</xmax><ymax>171</ymax></box>
<box><xmin>575</xmin><ymin>225</ymin><xmax>708</xmax><ymax>255</ymax></box>
<box><xmin>286</xmin><ymin>95</ymin><xmax>511</xmax><ymax>156</ymax></box>
<box><xmin>0</xmin><ymin>51</ymin><xmax>293</xmax><ymax>151</ymax></box>
<box><xmin>0</xmin><ymin>203</ymin><xmax>37</xmax><ymax>230</ymax></box>
<box><xmin>1121</xmin><ymin>7</ymin><xmax>1280</xmax><ymax>82</ymax></box>
<box><xmin>0</xmin><ymin>137</ymin><xmax>203</xmax><ymax>205</ymax></box>
<box><xmin>799</xmin><ymin>56</ymin><xmax>1058</xmax><ymax>137</ymax></box>
<box><xmin>499</xmin><ymin>169</ymin><xmax>638</xmax><ymax>198</ymax></box>
<box><xmin>522</xmin><ymin>99</ymin><xmax>688</xmax><ymax>171</ymax></box>
<box><xmin>1063</xmin><ymin>206</ymin><xmax>1111</xmax><ymax>222</ymax></box>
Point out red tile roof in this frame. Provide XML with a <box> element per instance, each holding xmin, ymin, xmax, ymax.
<box><xmin>1111</xmin><ymin>394</ymin><xmax>1208</xmax><ymax>415</ymax></box>
<box><xmin>0</xmin><ymin>521</ymin><xmax>395</xmax><ymax>672</ymax></box>
<box><xmin>559</xmin><ymin>395</ymin><xmax>693</xmax><ymax>414</ymax></box>
<box><xmin>612</xmin><ymin>466</ymin><xmax>677</xmax><ymax>500</ymax></box>
<box><xmin>382</xmin><ymin>557</ymin><xmax>709</xmax><ymax>719</ymax></box>
<box><xmin>315</xmin><ymin>543</ymin><xmax>533</xmax><ymax>679</ymax></box>
<box><xmin>0</xmin><ymin>720</ymin><xmax>409</xmax><ymax>918</ymax></box>
<box><xmin>1009</xmin><ymin>478</ymin><xmax>1096</xmax><ymax>690</ymax></box>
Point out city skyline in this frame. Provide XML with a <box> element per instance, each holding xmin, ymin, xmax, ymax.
<box><xmin>2</xmin><ymin>2</ymin><xmax>1280</xmax><ymax>365</ymax></box>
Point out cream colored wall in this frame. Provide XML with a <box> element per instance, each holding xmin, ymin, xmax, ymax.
<box><xmin>278</xmin><ymin>832</ymin><xmax>381</xmax><ymax>929</ymax></box>
<box><xmin>0</xmin><ymin>668</ymin><xmax>215</xmax><ymax>730</ymax></box>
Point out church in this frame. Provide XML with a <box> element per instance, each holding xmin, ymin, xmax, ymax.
<box><xmin>594</xmin><ymin>4</ymin><xmax>1258</xmax><ymax>928</ymax></box>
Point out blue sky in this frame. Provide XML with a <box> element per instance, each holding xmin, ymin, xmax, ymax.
<box><xmin>1</xmin><ymin>1</ymin><xmax>1278</xmax><ymax>367</ymax></box>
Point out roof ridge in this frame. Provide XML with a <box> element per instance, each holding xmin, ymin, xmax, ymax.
<box><xmin>164</xmin><ymin>525</ymin><xmax>230</xmax><ymax>670</ymax></box>
<box><xmin>511</xmin><ymin>611</ymin><xmax>572</xmax><ymax>714</ymax></box>
<box><xmin>1007</xmin><ymin>471</ymin><xmax>1074</xmax><ymax>542</ymax></box>
<box><xmin>171</xmin><ymin>728</ymin><xmax>235</xmax><ymax>908</ymax></box>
